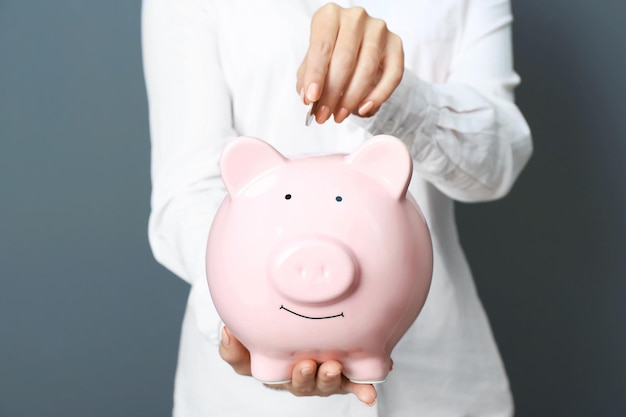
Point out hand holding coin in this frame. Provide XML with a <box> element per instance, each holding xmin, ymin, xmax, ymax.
<box><xmin>297</xmin><ymin>3</ymin><xmax>404</xmax><ymax>125</ymax></box>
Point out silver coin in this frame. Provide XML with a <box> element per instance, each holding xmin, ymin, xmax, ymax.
<box><xmin>305</xmin><ymin>102</ymin><xmax>317</xmax><ymax>126</ymax></box>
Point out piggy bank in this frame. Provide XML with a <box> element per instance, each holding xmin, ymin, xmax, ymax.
<box><xmin>206</xmin><ymin>135</ymin><xmax>433</xmax><ymax>384</ymax></box>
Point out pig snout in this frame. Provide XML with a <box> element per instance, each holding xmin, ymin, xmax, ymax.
<box><xmin>269</xmin><ymin>238</ymin><xmax>358</xmax><ymax>305</ymax></box>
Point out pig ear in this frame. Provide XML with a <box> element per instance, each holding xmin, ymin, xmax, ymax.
<box><xmin>346</xmin><ymin>135</ymin><xmax>413</xmax><ymax>199</ymax></box>
<box><xmin>220</xmin><ymin>136</ymin><xmax>286</xmax><ymax>195</ymax></box>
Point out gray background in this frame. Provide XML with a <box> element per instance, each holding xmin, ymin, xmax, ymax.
<box><xmin>0</xmin><ymin>0</ymin><xmax>624</xmax><ymax>416</ymax></box>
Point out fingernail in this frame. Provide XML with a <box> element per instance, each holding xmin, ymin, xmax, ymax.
<box><xmin>306</xmin><ymin>83</ymin><xmax>320</xmax><ymax>102</ymax></box>
<box><xmin>301</xmin><ymin>367</ymin><xmax>315</xmax><ymax>377</ymax></box>
<box><xmin>325</xmin><ymin>369</ymin><xmax>341</xmax><ymax>378</ymax></box>
<box><xmin>300</xmin><ymin>87</ymin><xmax>305</xmax><ymax>103</ymax></box>
<box><xmin>334</xmin><ymin>107</ymin><xmax>350</xmax><ymax>122</ymax></box>
<box><xmin>221</xmin><ymin>327</ymin><xmax>231</xmax><ymax>346</ymax></box>
<box><xmin>358</xmin><ymin>100</ymin><xmax>374</xmax><ymax>116</ymax></box>
<box><xmin>316</xmin><ymin>105</ymin><xmax>331</xmax><ymax>123</ymax></box>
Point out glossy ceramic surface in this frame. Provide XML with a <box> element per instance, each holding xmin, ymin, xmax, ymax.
<box><xmin>206</xmin><ymin>135</ymin><xmax>433</xmax><ymax>383</ymax></box>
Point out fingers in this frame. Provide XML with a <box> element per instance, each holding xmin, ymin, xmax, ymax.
<box><xmin>218</xmin><ymin>329</ymin><xmax>381</xmax><ymax>406</ymax></box>
<box><xmin>297</xmin><ymin>4</ymin><xmax>404</xmax><ymax>124</ymax></box>
<box><xmin>289</xmin><ymin>359</ymin><xmax>318</xmax><ymax>395</ymax></box>
<box><xmin>298</xmin><ymin>3</ymin><xmax>341</xmax><ymax>104</ymax></box>
<box><xmin>313</xmin><ymin>7</ymin><xmax>368</xmax><ymax>123</ymax></box>
<box><xmin>316</xmin><ymin>361</ymin><xmax>344</xmax><ymax>394</ymax></box>
<box><xmin>354</xmin><ymin>33</ymin><xmax>404</xmax><ymax>117</ymax></box>
<box><xmin>287</xmin><ymin>360</ymin><xmax>343</xmax><ymax>396</ymax></box>
<box><xmin>333</xmin><ymin>17</ymin><xmax>387</xmax><ymax>122</ymax></box>
<box><xmin>287</xmin><ymin>360</ymin><xmax>377</xmax><ymax>406</ymax></box>
<box><xmin>342</xmin><ymin>380</ymin><xmax>378</xmax><ymax>406</ymax></box>
<box><xmin>218</xmin><ymin>327</ymin><xmax>251</xmax><ymax>376</ymax></box>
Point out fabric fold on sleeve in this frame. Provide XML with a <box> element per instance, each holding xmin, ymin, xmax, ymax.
<box><xmin>352</xmin><ymin>69</ymin><xmax>532</xmax><ymax>202</ymax></box>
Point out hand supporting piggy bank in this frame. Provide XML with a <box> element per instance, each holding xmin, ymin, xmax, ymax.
<box><xmin>206</xmin><ymin>135</ymin><xmax>433</xmax><ymax>384</ymax></box>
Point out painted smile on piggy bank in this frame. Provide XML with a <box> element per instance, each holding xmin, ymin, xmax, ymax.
<box><xmin>206</xmin><ymin>135</ymin><xmax>433</xmax><ymax>384</ymax></box>
<box><xmin>279</xmin><ymin>304</ymin><xmax>344</xmax><ymax>320</ymax></box>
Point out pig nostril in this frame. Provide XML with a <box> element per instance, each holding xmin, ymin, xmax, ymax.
<box><xmin>270</xmin><ymin>238</ymin><xmax>358</xmax><ymax>305</ymax></box>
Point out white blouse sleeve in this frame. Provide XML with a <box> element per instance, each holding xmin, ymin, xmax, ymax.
<box><xmin>352</xmin><ymin>0</ymin><xmax>533</xmax><ymax>202</ymax></box>
<box><xmin>142</xmin><ymin>0</ymin><xmax>232</xmax><ymax>288</ymax></box>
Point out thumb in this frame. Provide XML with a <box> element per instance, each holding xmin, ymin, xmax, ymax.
<box><xmin>341</xmin><ymin>379</ymin><xmax>378</xmax><ymax>406</ymax></box>
<box><xmin>219</xmin><ymin>327</ymin><xmax>252</xmax><ymax>376</ymax></box>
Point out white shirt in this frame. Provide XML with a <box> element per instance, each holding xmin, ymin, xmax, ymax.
<box><xmin>141</xmin><ymin>0</ymin><xmax>532</xmax><ymax>416</ymax></box>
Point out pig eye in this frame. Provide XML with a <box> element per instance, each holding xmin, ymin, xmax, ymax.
<box><xmin>284</xmin><ymin>194</ymin><xmax>292</xmax><ymax>200</ymax></box>
<box><xmin>335</xmin><ymin>196</ymin><xmax>343</xmax><ymax>202</ymax></box>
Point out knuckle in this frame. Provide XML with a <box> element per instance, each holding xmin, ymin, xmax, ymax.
<box><xmin>316</xmin><ymin>39</ymin><xmax>334</xmax><ymax>59</ymax></box>
<box><xmin>391</xmin><ymin>33</ymin><xmax>403</xmax><ymax>50</ymax></box>
<box><xmin>388</xmin><ymin>33</ymin><xmax>404</xmax><ymax>57</ymax></box>
<box><xmin>347</xmin><ymin>6</ymin><xmax>368</xmax><ymax>21</ymax></box>
<box><xmin>370</xmin><ymin>18</ymin><xmax>388</xmax><ymax>35</ymax></box>
<box><xmin>316</xmin><ymin>2</ymin><xmax>340</xmax><ymax>18</ymax></box>
<box><xmin>334</xmin><ymin>49</ymin><xmax>356</xmax><ymax>67</ymax></box>
<box><xmin>360</xmin><ymin>54</ymin><xmax>381</xmax><ymax>78</ymax></box>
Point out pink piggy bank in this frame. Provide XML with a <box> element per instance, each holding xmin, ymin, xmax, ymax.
<box><xmin>206</xmin><ymin>135</ymin><xmax>433</xmax><ymax>384</ymax></box>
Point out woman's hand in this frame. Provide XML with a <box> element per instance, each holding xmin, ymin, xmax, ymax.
<box><xmin>296</xmin><ymin>3</ymin><xmax>404</xmax><ymax>124</ymax></box>
<box><xmin>219</xmin><ymin>327</ymin><xmax>378</xmax><ymax>406</ymax></box>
